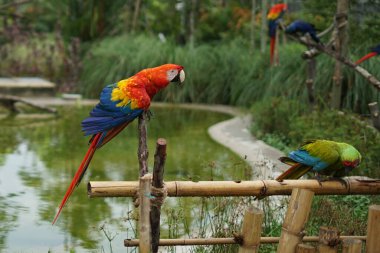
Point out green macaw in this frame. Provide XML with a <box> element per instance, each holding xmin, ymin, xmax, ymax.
<box><xmin>276</xmin><ymin>140</ymin><xmax>361</xmax><ymax>181</ymax></box>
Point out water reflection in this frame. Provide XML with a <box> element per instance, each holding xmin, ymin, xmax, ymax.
<box><xmin>0</xmin><ymin>106</ymin><xmax>249</xmax><ymax>252</ymax></box>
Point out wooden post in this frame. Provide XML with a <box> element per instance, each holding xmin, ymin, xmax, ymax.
<box><xmin>296</xmin><ymin>244</ymin><xmax>316</xmax><ymax>253</ymax></box>
<box><xmin>368</xmin><ymin>102</ymin><xmax>380</xmax><ymax>130</ymax></box>
<box><xmin>139</xmin><ymin>173</ymin><xmax>152</xmax><ymax>253</ymax></box>
<box><xmin>366</xmin><ymin>205</ymin><xmax>380</xmax><ymax>253</ymax></box>
<box><xmin>138</xmin><ymin>112</ymin><xmax>149</xmax><ymax>177</ymax></box>
<box><xmin>150</xmin><ymin>138</ymin><xmax>167</xmax><ymax>253</ymax></box>
<box><xmin>331</xmin><ymin>0</ymin><xmax>349</xmax><ymax>109</ymax></box>
<box><xmin>277</xmin><ymin>188</ymin><xmax>314</xmax><ymax>253</ymax></box>
<box><xmin>238</xmin><ymin>206</ymin><xmax>263</xmax><ymax>253</ymax></box>
<box><xmin>342</xmin><ymin>239</ymin><xmax>362</xmax><ymax>253</ymax></box>
<box><xmin>318</xmin><ymin>227</ymin><xmax>339</xmax><ymax>253</ymax></box>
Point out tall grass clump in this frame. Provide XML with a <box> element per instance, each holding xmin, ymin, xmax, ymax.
<box><xmin>80</xmin><ymin>35</ymin><xmax>379</xmax><ymax>113</ymax></box>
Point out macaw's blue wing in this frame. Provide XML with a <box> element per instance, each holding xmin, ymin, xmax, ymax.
<box><xmin>81</xmin><ymin>84</ymin><xmax>144</xmax><ymax>136</ymax></box>
<box><xmin>289</xmin><ymin>150</ymin><xmax>328</xmax><ymax>172</ymax></box>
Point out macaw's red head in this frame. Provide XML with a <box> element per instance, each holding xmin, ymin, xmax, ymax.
<box><xmin>267</xmin><ymin>3</ymin><xmax>287</xmax><ymax>20</ymax></box>
<box><xmin>143</xmin><ymin>64</ymin><xmax>185</xmax><ymax>90</ymax></box>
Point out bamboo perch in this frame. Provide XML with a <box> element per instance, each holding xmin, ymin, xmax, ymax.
<box><xmin>366</xmin><ymin>205</ymin><xmax>380</xmax><ymax>253</ymax></box>
<box><xmin>238</xmin><ymin>206</ymin><xmax>263</xmax><ymax>253</ymax></box>
<box><xmin>88</xmin><ymin>178</ymin><xmax>380</xmax><ymax>198</ymax></box>
<box><xmin>124</xmin><ymin>236</ymin><xmax>366</xmax><ymax>247</ymax></box>
<box><xmin>150</xmin><ymin>138</ymin><xmax>167</xmax><ymax>253</ymax></box>
<box><xmin>139</xmin><ymin>173</ymin><xmax>152</xmax><ymax>253</ymax></box>
<box><xmin>277</xmin><ymin>188</ymin><xmax>314</xmax><ymax>253</ymax></box>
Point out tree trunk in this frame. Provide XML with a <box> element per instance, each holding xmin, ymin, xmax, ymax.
<box><xmin>132</xmin><ymin>0</ymin><xmax>141</xmax><ymax>32</ymax></box>
<box><xmin>250</xmin><ymin>0</ymin><xmax>256</xmax><ymax>52</ymax></box>
<box><xmin>331</xmin><ymin>0</ymin><xmax>349</xmax><ymax>109</ymax></box>
<box><xmin>260</xmin><ymin>0</ymin><xmax>267</xmax><ymax>54</ymax></box>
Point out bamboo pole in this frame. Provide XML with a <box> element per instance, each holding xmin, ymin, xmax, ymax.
<box><xmin>139</xmin><ymin>173</ymin><xmax>152</xmax><ymax>253</ymax></box>
<box><xmin>238</xmin><ymin>206</ymin><xmax>263</xmax><ymax>253</ymax></box>
<box><xmin>88</xmin><ymin>178</ymin><xmax>380</xmax><ymax>198</ymax></box>
<box><xmin>138</xmin><ymin>112</ymin><xmax>149</xmax><ymax>177</ymax></box>
<box><xmin>150</xmin><ymin>138</ymin><xmax>167</xmax><ymax>253</ymax></box>
<box><xmin>124</xmin><ymin>236</ymin><xmax>366</xmax><ymax>247</ymax></box>
<box><xmin>366</xmin><ymin>205</ymin><xmax>380</xmax><ymax>253</ymax></box>
<box><xmin>277</xmin><ymin>188</ymin><xmax>314</xmax><ymax>253</ymax></box>
<box><xmin>318</xmin><ymin>227</ymin><xmax>339</xmax><ymax>253</ymax></box>
<box><xmin>342</xmin><ymin>239</ymin><xmax>362</xmax><ymax>253</ymax></box>
<box><xmin>296</xmin><ymin>244</ymin><xmax>316</xmax><ymax>253</ymax></box>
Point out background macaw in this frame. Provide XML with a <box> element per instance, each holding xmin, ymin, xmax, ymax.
<box><xmin>276</xmin><ymin>139</ymin><xmax>361</xmax><ymax>181</ymax></box>
<box><xmin>267</xmin><ymin>3</ymin><xmax>287</xmax><ymax>65</ymax></box>
<box><xmin>52</xmin><ymin>64</ymin><xmax>185</xmax><ymax>224</ymax></box>
<box><xmin>356</xmin><ymin>44</ymin><xmax>380</xmax><ymax>65</ymax></box>
<box><xmin>285</xmin><ymin>20</ymin><xmax>320</xmax><ymax>43</ymax></box>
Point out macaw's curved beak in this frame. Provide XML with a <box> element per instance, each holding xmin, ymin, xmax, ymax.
<box><xmin>172</xmin><ymin>69</ymin><xmax>185</xmax><ymax>86</ymax></box>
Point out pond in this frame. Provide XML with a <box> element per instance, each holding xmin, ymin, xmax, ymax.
<box><xmin>0</xmin><ymin>106</ymin><xmax>250</xmax><ymax>252</ymax></box>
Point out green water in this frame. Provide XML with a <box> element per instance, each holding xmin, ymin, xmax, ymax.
<box><xmin>0</xmin><ymin>106</ymin><xmax>249</xmax><ymax>252</ymax></box>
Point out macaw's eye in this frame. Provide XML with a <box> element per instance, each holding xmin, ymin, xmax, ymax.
<box><xmin>342</xmin><ymin>161</ymin><xmax>352</xmax><ymax>167</ymax></box>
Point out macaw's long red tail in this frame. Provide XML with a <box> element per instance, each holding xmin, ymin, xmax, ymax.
<box><xmin>52</xmin><ymin>133</ymin><xmax>102</xmax><ymax>225</ymax></box>
<box><xmin>276</xmin><ymin>157</ymin><xmax>312</xmax><ymax>181</ymax></box>
<box><xmin>270</xmin><ymin>37</ymin><xmax>276</xmax><ymax>66</ymax></box>
<box><xmin>355</xmin><ymin>52</ymin><xmax>378</xmax><ymax>65</ymax></box>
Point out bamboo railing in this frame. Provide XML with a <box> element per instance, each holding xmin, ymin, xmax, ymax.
<box><xmin>88</xmin><ymin>178</ymin><xmax>380</xmax><ymax>198</ymax></box>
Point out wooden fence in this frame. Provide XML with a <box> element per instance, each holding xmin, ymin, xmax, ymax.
<box><xmin>88</xmin><ymin>115</ymin><xmax>380</xmax><ymax>252</ymax></box>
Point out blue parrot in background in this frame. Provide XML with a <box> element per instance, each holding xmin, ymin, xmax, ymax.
<box><xmin>285</xmin><ymin>20</ymin><xmax>320</xmax><ymax>43</ymax></box>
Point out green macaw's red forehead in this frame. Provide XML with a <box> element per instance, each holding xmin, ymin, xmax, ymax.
<box><xmin>342</xmin><ymin>160</ymin><xmax>360</xmax><ymax>167</ymax></box>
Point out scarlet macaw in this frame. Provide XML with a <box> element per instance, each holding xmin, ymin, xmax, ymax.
<box><xmin>276</xmin><ymin>140</ymin><xmax>361</xmax><ymax>181</ymax></box>
<box><xmin>285</xmin><ymin>20</ymin><xmax>320</xmax><ymax>43</ymax></box>
<box><xmin>267</xmin><ymin>3</ymin><xmax>287</xmax><ymax>65</ymax></box>
<box><xmin>355</xmin><ymin>44</ymin><xmax>380</xmax><ymax>65</ymax></box>
<box><xmin>52</xmin><ymin>64</ymin><xmax>185</xmax><ymax>224</ymax></box>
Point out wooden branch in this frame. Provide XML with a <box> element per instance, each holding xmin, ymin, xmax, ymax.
<box><xmin>289</xmin><ymin>35</ymin><xmax>380</xmax><ymax>91</ymax></box>
<box><xmin>277</xmin><ymin>189</ymin><xmax>314</xmax><ymax>253</ymax></box>
<box><xmin>0</xmin><ymin>94</ymin><xmax>57</xmax><ymax>114</ymax></box>
<box><xmin>88</xmin><ymin>178</ymin><xmax>380</xmax><ymax>198</ymax></box>
<box><xmin>150</xmin><ymin>138</ymin><xmax>167</xmax><ymax>253</ymax></box>
<box><xmin>137</xmin><ymin>112</ymin><xmax>149</xmax><ymax>177</ymax></box>
<box><xmin>368</xmin><ymin>102</ymin><xmax>380</xmax><ymax>130</ymax></box>
<box><xmin>139</xmin><ymin>173</ymin><xmax>152</xmax><ymax>253</ymax></box>
<box><xmin>124</xmin><ymin>236</ymin><xmax>366</xmax><ymax>247</ymax></box>
<box><xmin>366</xmin><ymin>205</ymin><xmax>380</xmax><ymax>253</ymax></box>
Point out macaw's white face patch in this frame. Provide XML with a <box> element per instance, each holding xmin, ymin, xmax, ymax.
<box><xmin>167</xmin><ymin>69</ymin><xmax>179</xmax><ymax>82</ymax></box>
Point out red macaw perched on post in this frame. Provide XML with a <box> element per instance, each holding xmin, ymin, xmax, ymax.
<box><xmin>356</xmin><ymin>44</ymin><xmax>380</xmax><ymax>65</ymax></box>
<box><xmin>52</xmin><ymin>64</ymin><xmax>185</xmax><ymax>224</ymax></box>
<box><xmin>276</xmin><ymin>140</ymin><xmax>361</xmax><ymax>182</ymax></box>
<box><xmin>267</xmin><ymin>3</ymin><xmax>287</xmax><ymax>65</ymax></box>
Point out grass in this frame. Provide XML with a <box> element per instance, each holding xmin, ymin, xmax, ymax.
<box><xmin>79</xmin><ymin>35</ymin><xmax>380</xmax><ymax>114</ymax></box>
